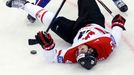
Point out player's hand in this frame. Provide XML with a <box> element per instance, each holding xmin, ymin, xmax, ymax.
<box><xmin>112</xmin><ymin>14</ymin><xmax>126</xmax><ymax>30</ymax></box>
<box><xmin>35</xmin><ymin>31</ymin><xmax>55</xmax><ymax>50</ymax></box>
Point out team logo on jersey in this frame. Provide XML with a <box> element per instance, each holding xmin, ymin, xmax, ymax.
<box><xmin>57</xmin><ymin>56</ymin><xmax>64</xmax><ymax>63</ymax></box>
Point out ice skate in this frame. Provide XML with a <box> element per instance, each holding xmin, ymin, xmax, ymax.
<box><xmin>6</xmin><ymin>0</ymin><xmax>28</xmax><ymax>9</ymax></box>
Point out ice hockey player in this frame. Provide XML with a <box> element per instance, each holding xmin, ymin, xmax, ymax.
<box><xmin>6</xmin><ymin>0</ymin><xmax>126</xmax><ymax>70</ymax></box>
<box><xmin>112</xmin><ymin>0</ymin><xmax>128</xmax><ymax>12</ymax></box>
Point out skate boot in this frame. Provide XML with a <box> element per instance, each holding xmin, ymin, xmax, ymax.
<box><xmin>6</xmin><ymin>0</ymin><xmax>29</xmax><ymax>9</ymax></box>
<box><xmin>27</xmin><ymin>14</ymin><xmax>36</xmax><ymax>23</ymax></box>
<box><xmin>27</xmin><ymin>0</ymin><xmax>50</xmax><ymax>23</ymax></box>
<box><xmin>113</xmin><ymin>0</ymin><xmax>128</xmax><ymax>12</ymax></box>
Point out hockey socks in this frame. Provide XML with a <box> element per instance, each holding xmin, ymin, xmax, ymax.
<box><xmin>27</xmin><ymin>0</ymin><xmax>50</xmax><ymax>23</ymax></box>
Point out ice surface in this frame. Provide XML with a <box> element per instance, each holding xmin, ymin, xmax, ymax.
<box><xmin>0</xmin><ymin>0</ymin><xmax>134</xmax><ymax>75</ymax></box>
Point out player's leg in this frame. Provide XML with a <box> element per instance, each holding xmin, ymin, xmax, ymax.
<box><xmin>51</xmin><ymin>17</ymin><xmax>75</xmax><ymax>44</ymax></box>
<box><xmin>6</xmin><ymin>0</ymin><xmax>55</xmax><ymax>26</ymax></box>
<box><xmin>77</xmin><ymin>0</ymin><xmax>105</xmax><ymax>27</ymax></box>
<box><xmin>27</xmin><ymin>0</ymin><xmax>50</xmax><ymax>23</ymax></box>
<box><xmin>71</xmin><ymin>0</ymin><xmax>105</xmax><ymax>38</ymax></box>
<box><xmin>51</xmin><ymin>0</ymin><xmax>106</xmax><ymax>44</ymax></box>
<box><xmin>6</xmin><ymin>0</ymin><xmax>75</xmax><ymax>44</ymax></box>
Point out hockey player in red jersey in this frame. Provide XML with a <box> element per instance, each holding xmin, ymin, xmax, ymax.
<box><xmin>6</xmin><ymin>0</ymin><xmax>126</xmax><ymax>70</ymax></box>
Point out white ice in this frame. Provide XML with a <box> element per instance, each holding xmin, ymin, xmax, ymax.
<box><xmin>0</xmin><ymin>0</ymin><xmax>134</xmax><ymax>75</ymax></box>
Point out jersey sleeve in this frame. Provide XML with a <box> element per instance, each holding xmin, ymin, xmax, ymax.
<box><xmin>44</xmin><ymin>48</ymin><xmax>69</xmax><ymax>63</ymax></box>
<box><xmin>43</xmin><ymin>48</ymin><xmax>57</xmax><ymax>63</ymax></box>
<box><xmin>110</xmin><ymin>26</ymin><xmax>123</xmax><ymax>47</ymax></box>
<box><xmin>54</xmin><ymin>49</ymin><xmax>67</xmax><ymax>63</ymax></box>
<box><xmin>44</xmin><ymin>46</ymin><xmax>78</xmax><ymax>64</ymax></box>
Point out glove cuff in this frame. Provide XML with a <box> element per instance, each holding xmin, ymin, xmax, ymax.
<box><xmin>43</xmin><ymin>41</ymin><xmax>55</xmax><ymax>51</ymax></box>
<box><xmin>112</xmin><ymin>21</ymin><xmax>126</xmax><ymax>30</ymax></box>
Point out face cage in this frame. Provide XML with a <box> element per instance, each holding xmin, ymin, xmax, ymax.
<box><xmin>77</xmin><ymin>53</ymin><xmax>97</xmax><ymax>70</ymax></box>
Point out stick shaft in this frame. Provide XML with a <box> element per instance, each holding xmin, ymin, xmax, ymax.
<box><xmin>46</xmin><ymin>0</ymin><xmax>66</xmax><ymax>32</ymax></box>
<box><xmin>97</xmin><ymin>0</ymin><xmax>114</xmax><ymax>17</ymax></box>
<box><xmin>28</xmin><ymin>0</ymin><xmax>66</xmax><ymax>45</ymax></box>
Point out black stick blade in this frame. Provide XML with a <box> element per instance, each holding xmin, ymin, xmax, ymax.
<box><xmin>28</xmin><ymin>39</ymin><xmax>38</xmax><ymax>45</ymax></box>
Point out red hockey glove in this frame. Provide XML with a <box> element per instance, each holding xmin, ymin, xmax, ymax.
<box><xmin>35</xmin><ymin>31</ymin><xmax>55</xmax><ymax>50</ymax></box>
<box><xmin>112</xmin><ymin>14</ymin><xmax>126</xmax><ymax>30</ymax></box>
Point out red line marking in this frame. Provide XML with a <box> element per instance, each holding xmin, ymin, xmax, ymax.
<box><xmin>122</xmin><ymin>35</ymin><xmax>134</xmax><ymax>50</ymax></box>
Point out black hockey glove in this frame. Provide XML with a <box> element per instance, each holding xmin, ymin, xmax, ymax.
<box><xmin>112</xmin><ymin>14</ymin><xmax>126</xmax><ymax>30</ymax></box>
<box><xmin>35</xmin><ymin>31</ymin><xmax>55</xmax><ymax>50</ymax></box>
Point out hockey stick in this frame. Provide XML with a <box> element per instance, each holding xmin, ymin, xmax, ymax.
<box><xmin>28</xmin><ymin>0</ymin><xmax>66</xmax><ymax>45</ymax></box>
<box><xmin>97</xmin><ymin>0</ymin><xmax>115</xmax><ymax>17</ymax></box>
<box><xmin>46</xmin><ymin>0</ymin><xmax>66</xmax><ymax>32</ymax></box>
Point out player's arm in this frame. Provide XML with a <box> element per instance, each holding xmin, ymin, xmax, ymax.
<box><xmin>35</xmin><ymin>31</ymin><xmax>58</xmax><ymax>63</ymax></box>
<box><xmin>35</xmin><ymin>31</ymin><xmax>70</xmax><ymax>63</ymax></box>
<box><xmin>110</xmin><ymin>14</ymin><xmax>126</xmax><ymax>47</ymax></box>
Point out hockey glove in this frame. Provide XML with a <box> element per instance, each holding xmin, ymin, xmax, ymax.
<box><xmin>112</xmin><ymin>14</ymin><xmax>126</xmax><ymax>30</ymax></box>
<box><xmin>35</xmin><ymin>31</ymin><xmax>55</xmax><ymax>50</ymax></box>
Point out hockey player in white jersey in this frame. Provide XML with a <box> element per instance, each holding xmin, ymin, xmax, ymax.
<box><xmin>6</xmin><ymin>0</ymin><xmax>126</xmax><ymax>70</ymax></box>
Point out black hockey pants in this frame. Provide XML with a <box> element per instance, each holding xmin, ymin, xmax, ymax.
<box><xmin>51</xmin><ymin>0</ymin><xmax>105</xmax><ymax>44</ymax></box>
